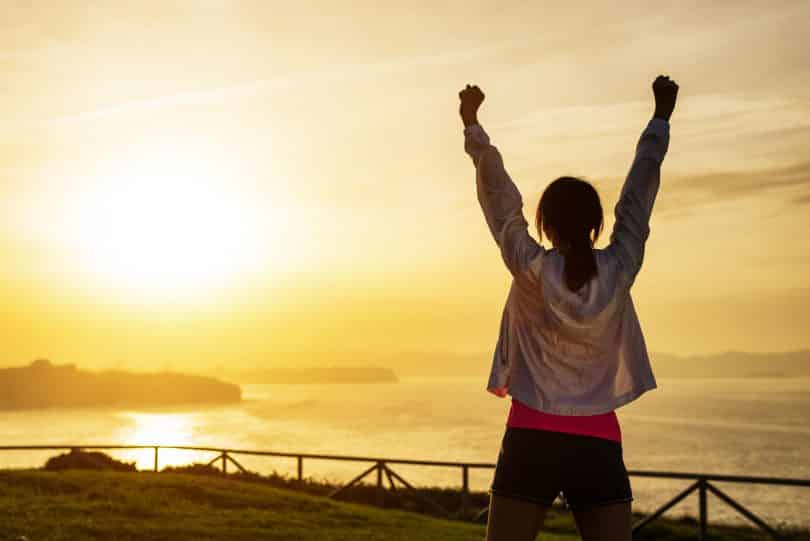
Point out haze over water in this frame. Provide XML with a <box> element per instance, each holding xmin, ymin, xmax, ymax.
<box><xmin>2</xmin><ymin>376</ymin><xmax>808</xmax><ymax>529</ymax></box>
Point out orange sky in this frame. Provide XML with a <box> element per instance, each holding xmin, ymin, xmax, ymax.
<box><xmin>1</xmin><ymin>2</ymin><xmax>809</xmax><ymax>372</ymax></box>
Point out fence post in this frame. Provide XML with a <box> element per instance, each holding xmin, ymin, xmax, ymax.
<box><xmin>698</xmin><ymin>478</ymin><xmax>708</xmax><ymax>541</ymax></box>
<box><xmin>376</xmin><ymin>461</ymin><xmax>384</xmax><ymax>507</ymax></box>
<box><xmin>297</xmin><ymin>456</ymin><xmax>303</xmax><ymax>482</ymax></box>
<box><xmin>461</xmin><ymin>465</ymin><xmax>469</xmax><ymax>518</ymax></box>
<box><xmin>154</xmin><ymin>446</ymin><xmax>159</xmax><ymax>472</ymax></box>
<box><xmin>222</xmin><ymin>451</ymin><xmax>228</xmax><ymax>474</ymax></box>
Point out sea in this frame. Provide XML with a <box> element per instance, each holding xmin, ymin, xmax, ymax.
<box><xmin>1</xmin><ymin>376</ymin><xmax>808</xmax><ymax>529</ymax></box>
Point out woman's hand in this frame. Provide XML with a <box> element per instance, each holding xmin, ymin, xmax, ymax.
<box><xmin>459</xmin><ymin>84</ymin><xmax>485</xmax><ymax>128</ymax></box>
<box><xmin>653</xmin><ymin>75</ymin><xmax>679</xmax><ymax>122</ymax></box>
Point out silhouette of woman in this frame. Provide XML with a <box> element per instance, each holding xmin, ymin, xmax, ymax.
<box><xmin>459</xmin><ymin>75</ymin><xmax>679</xmax><ymax>541</ymax></box>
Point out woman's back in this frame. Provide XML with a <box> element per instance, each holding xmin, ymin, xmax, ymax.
<box><xmin>463</xmin><ymin>115</ymin><xmax>671</xmax><ymax>415</ymax></box>
<box><xmin>499</xmin><ymin>246</ymin><xmax>654</xmax><ymax>415</ymax></box>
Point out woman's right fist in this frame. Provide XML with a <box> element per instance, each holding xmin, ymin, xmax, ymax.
<box><xmin>652</xmin><ymin>75</ymin><xmax>679</xmax><ymax>121</ymax></box>
<box><xmin>459</xmin><ymin>84</ymin><xmax>485</xmax><ymax>127</ymax></box>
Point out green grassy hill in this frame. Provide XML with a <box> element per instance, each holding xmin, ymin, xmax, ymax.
<box><xmin>1</xmin><ymin>469</ymin><xmax>806</xmax><ymax>541</ymax></box>
<box><xmin>0</xmin><ymin>470</ymin><xmax>572</xmax><ymax>541</ymax></box>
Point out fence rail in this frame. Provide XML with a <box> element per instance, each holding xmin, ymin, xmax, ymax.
<box><xmin>1</xmin><ymin>444</ymin><xmax>808</xmax><ymax>540</ymax></box>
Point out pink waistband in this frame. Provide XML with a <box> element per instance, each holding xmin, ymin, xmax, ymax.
<box><xmin>506</xmin><ymin>399</ymin><xmax>622</xmax><ymax>443</ymax></box>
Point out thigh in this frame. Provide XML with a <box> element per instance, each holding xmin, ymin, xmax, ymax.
<box><xmin>561</xmin><ymin>435</ymin><xmax>633</xmax><ymax>513</ymax></box>
<box><xmin>572</xmin><ymin>501</ymin><xmax>632</xmax><ymax>541</ymax></box>
<box><xmin>485</xmin><ymin>492</ymin><xmax>548</xmax><ymax>541</ymax></box>
<box><xmin>491</xmin><ymin>427</ymin><xmax>563</xmax><ymax>506</ymax></box>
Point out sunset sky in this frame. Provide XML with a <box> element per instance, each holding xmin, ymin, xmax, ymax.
<box><xmin>1</xmin><ymin>1</ymin><xmax>809</xmax><ymax>373</ymax></box>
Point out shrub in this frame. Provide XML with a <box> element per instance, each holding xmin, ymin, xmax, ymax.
<box><xmin>44</xmin><ymin>449</ymin><xmax>136</xmax><ymax>472</ymax></box>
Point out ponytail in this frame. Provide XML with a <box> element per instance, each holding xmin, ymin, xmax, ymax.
<box><xmin>561</xmin><ymin>234</ymin><xmax>598</xmax><ymax>292</ymax></box>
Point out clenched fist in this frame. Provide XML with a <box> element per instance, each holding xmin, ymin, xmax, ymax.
<box><xmin>459</xmin><ymin>84</ymin><xmax>485</xmax><ymax>128</ymax></box>
<box><xmin>653</xmin><ymin>75</ymin><xmax>679</xmax><ymax>122</ymax></box>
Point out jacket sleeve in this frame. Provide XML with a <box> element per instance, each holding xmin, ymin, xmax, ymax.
<box><xmin>464</xmin><ymin>123</ymin><xmax>544</xmax><ymax>277</ymax></box>
<box><xmin>607</xmin><ymin>118</ymin><xmax>670</xmax><ymax>285</ymax></box>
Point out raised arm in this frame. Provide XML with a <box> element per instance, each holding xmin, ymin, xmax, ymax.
<box><xmin>608</xmin><ymin>75</ymin><xmax>678</xmax><ymax>285</ymax></box>
<box><xmin>459</xmin><ymin>84</ymin><xmax>543</xmax><ymax>276</ymax></box>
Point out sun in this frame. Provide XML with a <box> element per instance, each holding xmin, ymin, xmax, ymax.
<box><xmin>67</xmin><ymin>135</ymin><xmax>285</xmax><ymax>301</ymax></box>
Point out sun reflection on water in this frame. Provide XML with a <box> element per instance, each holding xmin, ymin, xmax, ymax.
<box><xmin>116</xmin><ymin>412</ymin><xmax>209</xmax><ymax>470</ymax></box>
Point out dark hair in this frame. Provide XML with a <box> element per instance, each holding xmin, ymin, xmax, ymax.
<box><xmin>536</xmin><ymin>177</ymin><xmax>604</xmax><ymax>292</ymax></box>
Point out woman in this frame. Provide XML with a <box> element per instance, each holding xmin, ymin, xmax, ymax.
<box><xmin>458</xmin><ymin>75</ymin><xmax>679</xmax><ymax>541</ymax></box>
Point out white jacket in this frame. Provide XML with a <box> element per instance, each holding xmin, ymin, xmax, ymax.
<box><xmin>464</xmin><ymin>118</ymin><xmax>670</xmax><ymax>415</ymax></box>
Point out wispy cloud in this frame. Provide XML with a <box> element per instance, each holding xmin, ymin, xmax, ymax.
<box><xmin>48</xmin><ymin>39</ymin><xmax>525</xmax><ymax>126</ymax></box>
<box><xmin>673</xmin><ymin>161</ymin><xmax>810</xmax><ymax>198</ymax></box>
<box><xmin>490</xmin><ymin>93</ymin><xmax>810</xmax><ymax>201</ymax></box>
<box><xmin>494</xmin><ymin>94</ymin><xmax>810</xmax><ymax>141</ymax></box>
<box><xmin>792</xmin><ymin>193</ymin><xmax>810</xmax><ymax>206</ymax></box>
<box><xmin>651</xmin><ymin>160</ymin><xmax>810</xmax><ymax>217</ymax></box>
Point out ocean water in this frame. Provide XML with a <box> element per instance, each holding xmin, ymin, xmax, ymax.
<box><xmin>1</xmin><ymin>376</ymin><xmax>808</xmax><ymax>529</ymax></box>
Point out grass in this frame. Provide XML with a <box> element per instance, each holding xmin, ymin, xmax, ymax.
<box><xmin>1</xmin><ymin>468</ymin><xmax>808</xmax><ymax>541</ymax></box>
<box><xmin>0</xmin><ymin>469</ymin><xmax>572</xmax><ymax>541</ymax></box>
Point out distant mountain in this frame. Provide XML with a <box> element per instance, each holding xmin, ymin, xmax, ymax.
<box><xmin>0</xmin><ymin>359</ymin><xmax>241</xmax><ymax>410</ymax></box>
<box><xmin>379</xmin><ymin>349</ymin><xmax>810</xmax><ymax>379</ymax></box>
<box><xmin>650</xmin><ymin>350</ymin><xmax>810</xmax><ymax>378</ymax></box>
<box><xmin>384</xmin><ymin>351</ymin><xmax>489</xmax><ymax>378</ymax></box>
<box><xmin>238</xmin><ymin>366</ymin><xmax>398</xmax><ymax>384</ymax></box>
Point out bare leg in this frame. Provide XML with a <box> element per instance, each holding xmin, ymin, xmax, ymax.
<box><xmin>485</xmin><ymin>492</ymin><xmax>547</xmax><ymax>541</ymax></box>
<box><xmin>572</xmin><ymin>502</ymin><xmax>633</xmax><ymax>541</ymax></box>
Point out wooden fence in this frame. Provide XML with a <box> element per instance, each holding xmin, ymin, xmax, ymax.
<box><xmin>1</xmin><ymin>444</ymin><xmax>808</xmax><ymax>540</ymax></box>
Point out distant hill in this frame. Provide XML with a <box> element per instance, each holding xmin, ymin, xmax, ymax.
<box><xmin>382</xmin><ymin>351</ymin><xmax>488</xmax><ymax>378</ymax></box>
<box><xmin>650</xmin><ymin>350</ymin><xmax>810</xmax><ymax>378</ymax></box>
<box><xmin>238</xmin><ymin>366</ymin><xmax>398</xmax><ymax>384</ymax></box>
<box><xmin>0</xmin><ymin>359</ymin><xmax>241</xmax><ymax>410</ymax></box>
<box><xmin>377</xmin><ymin>349</ymin><xmax>810</xmax><ymax>379</ymax></box>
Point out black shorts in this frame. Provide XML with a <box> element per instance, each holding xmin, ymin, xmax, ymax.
<box><xmin>490</xmin><ymin>426</ymin><xmax>633</xmax><ymax>512</ymax></box>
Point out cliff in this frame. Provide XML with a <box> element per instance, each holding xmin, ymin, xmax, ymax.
<box><xmin>0</xmin><ymin>359</ymin><xmax>241</xmax><ymax>409</ymax></box>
